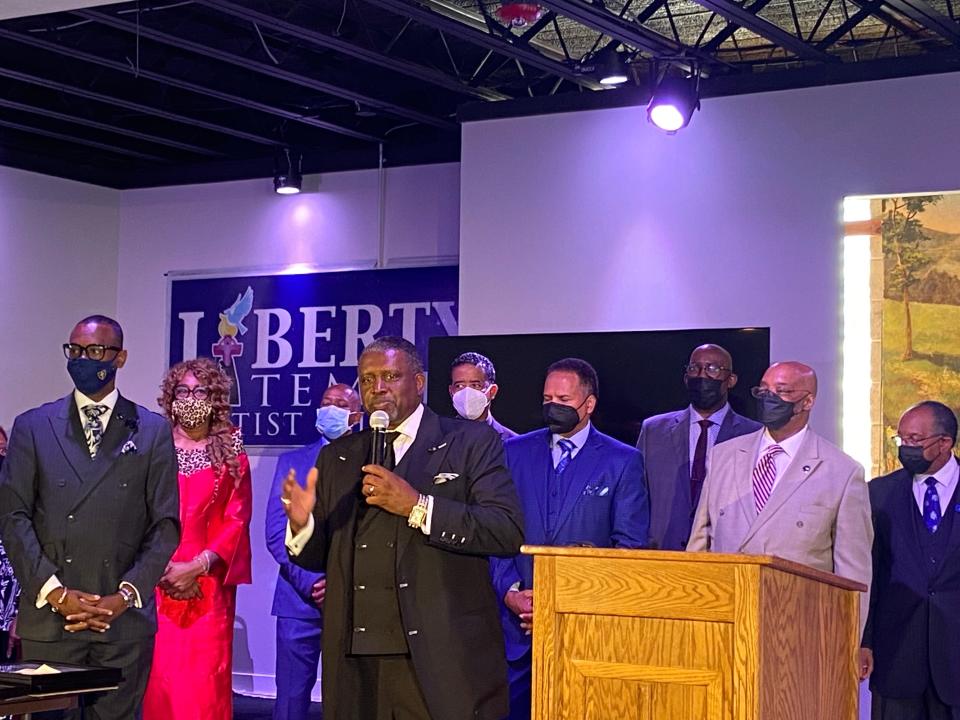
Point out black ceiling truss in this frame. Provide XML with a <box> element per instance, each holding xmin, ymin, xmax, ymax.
<box><xmin>881</xmin><ymin>0</ymin><xmax>960</xmax><ymax>45</ymax></box>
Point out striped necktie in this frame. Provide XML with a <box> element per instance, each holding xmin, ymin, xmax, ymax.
<box><xmin>82</xmin><ymin>404</ymin><xmax>109</xmax><ymax>458</ymax></box>
<box><xmin>752</xmin><ymin>444</ymin><xmax>785</xmax><ymax>514</ymax></box>
<box><xmin>555</xmin><ymin>439</ymin><xmax>576</xmax><ymax>475</ymax></box>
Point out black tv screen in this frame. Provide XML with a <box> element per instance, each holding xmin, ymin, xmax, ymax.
<box><xmin>427</xmin><ymin>328</ymin><xmax>770</xmax><ymax>446</ymax></box>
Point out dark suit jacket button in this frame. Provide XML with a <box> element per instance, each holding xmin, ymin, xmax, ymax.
<box><xmin>929</xmin><ymin>589</ymin><xmax>936</xmax><ymax>596</ymax></box>
<box><xmin>67</xmin><ymin>515</ymin><xmax>75</xmax><ymax>522</ymax></box>
<box><xmin>57</xmin><ymin>480</ymin><xmax>66</xmax><ymax>488</ymax></box>
<box><xmin>65</xmin><ymin>557</ymin><xmax>72</xmax><ymax>564</ymax></box>
<box><xmin>386</xmin><ymin>541</ymin><xmax>395</xmax><ymax>548</ymax></box>
<box><xmin>796</xmin><ymin>521</ymin><xmax>804</xmax><ymax>528</ymax></box>
<box><xmin>103</xmin><ymin>560</ymin><xmax>110</xmax><ymax>567</ymax></box>
<box><xmin>718</xmin><ymin>510</ymin><xmax>725</xmax><ymax>516</ymax></box>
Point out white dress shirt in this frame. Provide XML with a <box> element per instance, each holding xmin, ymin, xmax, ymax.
<box><xmin>38</xmin><ymin>388</ymin><xmax>141</xmax><ymax>609</ymax></box>
<box><xmin>913</xmin><ymin>456</ymin><xmax>960</xmax><ymax>513</ymax></box>
<box><xmin>687</xmin><ymin>404</ymin><xmax>730</xmax><ymax>474</ymax></box>
<box><xmin>550</xmin><ymin>421</ymin><xmax>592</xmax><ymax>467</ymax></box>
<box><xmin>287</xmin><ymin>404</ymin><xmax>433</xmax><ymax>557</ymax></box>
<box><xmin>755</xmin><ymin>425</ymin><xmax>808</xmax><ymax>494</ymax></box>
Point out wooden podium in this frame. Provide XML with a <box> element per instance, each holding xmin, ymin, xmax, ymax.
<box><xmin>523</xmin><ymin>546</ymin><xmax>865</xmax><ymax>720</ymax></box>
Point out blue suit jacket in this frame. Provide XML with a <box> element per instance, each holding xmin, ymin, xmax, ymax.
<box><xmin>266</xmin><ymin>438</ymin><xmax>326</xmax><ymax>620</ymax></box>
<box><xmin>637</xmin><ymin>407</ymin><xmax>760</xmax><ymax>550</ymax></box>
<box><xmin>863</xmin><ymin>462</ymin><xmax>960</xmax><ymax>704</ymax></box>
<box><xmin>491</xmin><ymin>426</ymin><xmax>649</xmax><ymax>661</ymax></box>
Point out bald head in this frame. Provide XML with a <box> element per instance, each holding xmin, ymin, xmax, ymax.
<box><xmin>322</xmin><ymin>383</ymin><xmax>362</xmax><ymax>412</ymax></box>
<box><xmin>689</xmin><ymin>344</ymin><xmax>733</xmax><ymax>371</ymax></box>
<box><xmin>763</xmin><ymin>361</ymin><xmax>817</xmax><ymax>396</ymax></box>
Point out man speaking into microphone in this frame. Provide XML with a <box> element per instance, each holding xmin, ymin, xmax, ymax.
<box><xmin>282</xmin><ymin>336</ymin><xmax>523</xmax><ymax>720</ymax></box>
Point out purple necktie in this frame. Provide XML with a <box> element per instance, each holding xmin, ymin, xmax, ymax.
<box><xmin>690</xmin><ymin>419</ymin><xmax>713</xmax><ymax>510</ymax></box>
<box><xmin>752</xmin><ymin>444</ymin><xmax>785</xmax><ymax>514</ymax></box>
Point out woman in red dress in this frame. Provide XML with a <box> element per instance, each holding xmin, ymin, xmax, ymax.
<box><xmin>144</xmin><ymin>358</ymin><xmax>252</xmax><ymax>720</ymax></box>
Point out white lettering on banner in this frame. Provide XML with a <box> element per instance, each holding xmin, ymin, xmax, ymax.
<box><xmin>292</xmin><ymin>374</ymin><xmax>312</xmax><ymax>407</ymax></box>
<box><xmin>342</xmin><ymin>305</ymin><xmax>384</xmax><ymax>367</ymax></box>
<box><xmin>179</xmin><ymin>312</ymin><xmax>205</xmax><ymax>360</ymax></box>
<box><xmin>300</xmin><ymin>306</ymin><xmax>337</xmax><ymax>368</ymax></box>
<box><xmin>233</xmin><ymin>411</ymin><xmax>301</xmax><ymax>437</ymax></box>
<box><xmin>388</xmin><ymin>303</ymin><xmax>432</xmax><ymax>344</ymax></box>
<box><xmin>252</xmin><ymin>309</ymin><xmax>293</xmax><ymax>368</ymax></box>
<box><xmin>432</xmin><ymin>301</ymin><xmax>459</xmax><ymax>336</ymax></box>
<box><xmin>251</xmin><ymin>374</ymin><xmax>281</xmax><ymax>407</ymax></box>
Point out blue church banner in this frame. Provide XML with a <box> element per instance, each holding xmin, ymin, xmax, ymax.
<box><xmin>168</xmin><ymin>265</ymin><xmax>459</xmax><ymax>447</ymax></box>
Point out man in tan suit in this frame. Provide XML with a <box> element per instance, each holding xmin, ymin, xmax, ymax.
<box><xmin>688</xmin><ymin>361</ymin><xmax>873</xmax><ymax>675</ymax></box>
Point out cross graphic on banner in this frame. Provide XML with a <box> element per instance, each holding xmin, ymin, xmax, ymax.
<box><xmin>212</xmin><ymin>335</ymin><xmax>243</xmax><ymax>367</ymax></box>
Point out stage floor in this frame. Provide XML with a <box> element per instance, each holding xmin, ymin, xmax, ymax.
<box><xmin>234</xmin><ymin>694</ymin><xmax>323</xmax><ymax>719</ymax></box>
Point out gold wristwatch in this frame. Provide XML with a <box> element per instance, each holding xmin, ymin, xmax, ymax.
<box><xmin>407</xmin><ymin>494</ymin><xmax>429</xmax><ymax>529</ymax></box>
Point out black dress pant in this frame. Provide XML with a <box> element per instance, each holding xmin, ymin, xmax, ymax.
<box><xmin>351</xmin><ymin>655</ymin><xmax>431</xmax><ymax>720</ymax></box>
<box><xmin>21</xmin><ymin>636</ymin><xmax>154</xmax><ymax>720</ymax></box>
<box><xmin>872</xmin><ymin>686</ymin><xmax>960</xmax><ymax>720</ymax></box>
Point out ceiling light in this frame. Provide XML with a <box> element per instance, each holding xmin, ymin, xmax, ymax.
<box><xmin>274</xmin><ymin>148</ymin><xmax>302</xmax><ymax>195</ymax></box>
<box><xmin>599</xmin><ymin>52</ymin><xmax>629</xmax><ymax>86</ymax></box>
<box><xmin>647</xmin><ymin>74</ymin><xmax>700</xmax><ymax>133</ymax></box>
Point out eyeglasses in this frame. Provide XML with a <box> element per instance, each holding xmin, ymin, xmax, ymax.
<box><xmin>63</xmin><ymin>343</ymin><xmax>122</xmax><ymax>361</ymax></box>
<box><xmin>451</xmin><ymin>381</ymin><xmax>489</xmax><ymax>392</ymax></box>
<box><xmin>892</xmin><ymin>434</ymin><xmax>945</xmax><ymax>448</ymax></box>
<box><xmin>750</xmin><ymin>386</ymin><xmax>809</xmax><ymax>400</ymax></box>
<box><xmin>684</xmin><ymin>362</ymin><xmax>730</xmax><ymax>379</ymax></box>
<box><xmin>174</xmin><ymin>385</ymin><xmax>209</xmax><ymax>401</ymax></box>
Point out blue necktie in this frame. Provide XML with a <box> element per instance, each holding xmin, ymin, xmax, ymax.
<box><xmin>923</xmin><ymin>477</ymin><xmax>942</xmax><ymax>533</ymax></box>
<box><xmin>555</xmin><ymin>439</ymin><xmax>575</xmax><ymax>475</ymax></box>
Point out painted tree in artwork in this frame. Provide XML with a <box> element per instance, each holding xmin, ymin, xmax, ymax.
<box><xmin>882</xmin><ymin>195</ymin><xmax>941</xmax><ymax>360</ymax></box>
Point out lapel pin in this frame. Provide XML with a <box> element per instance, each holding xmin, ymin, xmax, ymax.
<box><xmin>802</xmin><ymin>465</ymin><xmax>811</xmax><ymax>472</ymax></box>
<box><xmin>427</xmin><ymin>442</ymin><xmax>448</xmax><ymax>453</ymax></box>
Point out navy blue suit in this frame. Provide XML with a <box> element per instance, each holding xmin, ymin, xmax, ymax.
<box><xmin>266</xmin><ymin>438</ymin><xmax>326</xmax><ymax>720</ymax></box>
<box><xmin>863</xmin><ymin>461</ymin><xmax>960</xmax><ymax>710</ymax></box>
<box><xmin>490</xmin><ymin>426</ymin><xmax>649</xmax><ymax>719</ymax></box>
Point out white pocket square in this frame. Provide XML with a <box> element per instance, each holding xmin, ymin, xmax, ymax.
<box><xmin>433</xmin><ymin>473</ymin><xmax>460</xmax><ymax>485</ymax></box>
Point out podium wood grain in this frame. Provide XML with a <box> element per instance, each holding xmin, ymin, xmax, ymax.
<box><xmin>525</xmin><ymin>546</ymin><xmax>864</xmax><ymax>720</ymax></box>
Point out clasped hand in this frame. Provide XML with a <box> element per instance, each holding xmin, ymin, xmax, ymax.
<box><xmin>505</xmin><ymin>589</ymin><xmax>534</xmax><ymax>635</ymax></box>
<box><xmin>50</xmin><ymin>588</ymin><xmax>127</xmax><ymax>633</ymax></box>
<box><xmin>159</xmin><ymin>560</ymin><xmax>204</xmax><ymax>601</ymax></box>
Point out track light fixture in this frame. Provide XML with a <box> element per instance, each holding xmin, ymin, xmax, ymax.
<box><xmin>274</xmin><ymin>147</ymin><xmax>302</xmax><ymax>195</ymax></box>
<box><xmin>598</xmin><ymin>51</ymin><xmax>629</xmax><ymax>86</ymax></box>
<box><xmin>647</xmin><ymin>70</ymin><xmax>701</xmax><ymax>133</ymax></box>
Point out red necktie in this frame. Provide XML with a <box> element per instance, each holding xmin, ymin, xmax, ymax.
<box><xmin>690</xmin><ymin>419</ymin><xmax>712</xmax><ymax>510</ymax></box>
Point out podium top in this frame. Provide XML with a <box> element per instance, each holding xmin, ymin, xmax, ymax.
<box><xmin>520</xmin><ymin>545</ymin><xmax>867</xmax><ymax>592</ymax></box>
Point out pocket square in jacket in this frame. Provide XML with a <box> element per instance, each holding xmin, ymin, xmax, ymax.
<box><xmin>433</xmin><ymin>472</ymin><xmax>460</xmax><ymax>485</ymax></box>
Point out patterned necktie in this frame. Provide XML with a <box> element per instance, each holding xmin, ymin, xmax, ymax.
<box><xmin>82</xmin><ymin>404</ymin><xmax>109</xmax><ymax>458</ymax></box>
<box><xmin>923</xmin><ymin>477</ymin><xmax>942</xmax><ymax>533</ymax></box>
<box><xmin>752</xmin><ymin>444</ymin><xmax>785</xmax><ymax>514</ymax></box>
<box><xmin>555</xmin><ymin>439</ymin><xmax>576</xmax><ymax>474</ymax></box>
<box><xmin>690</xmin><ymin>419</ymin><xmax>713</xmax><ymax>510</ymax></box>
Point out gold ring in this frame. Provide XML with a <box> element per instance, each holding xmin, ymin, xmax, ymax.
<box><xmin>365</xmin><ymin>485</ymin><xmax>374</xmax><ymax>495</ymax></box>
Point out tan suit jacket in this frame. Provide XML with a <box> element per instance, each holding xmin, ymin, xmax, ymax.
<box><xmin>688</xmin><ymin>427</ymin><xmax>873</xmax><ymax>629</ymax></box>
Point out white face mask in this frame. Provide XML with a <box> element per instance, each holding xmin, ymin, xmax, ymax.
<box><xmin>452</xmin><ymin>386</ymin><xmax>490</xmax><ymax>421</ymax></box>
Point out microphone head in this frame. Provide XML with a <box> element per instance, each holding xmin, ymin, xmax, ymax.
<box><xmin>369</xmin><ymin>410</ymin><xmax>390</xmax><ymax>431</ymax></box>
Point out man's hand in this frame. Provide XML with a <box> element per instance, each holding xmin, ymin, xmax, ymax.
<box><xmin>311</xmin><ymin>578</ymin><xmax>326</xmax><ymax>609</ymax></box>
<box><xmin>859</xmin><ymin>647</ymin><xmax>874</xmax><ymax>681</ymax></box>
<box><xmin>282</xmin><ymin>468</ymin><xmax>318</xmax><ymax>534</ymax></box>
<box><xmin>50</xmin><ymin>588</ymin><xmax>112</xmax><ymax>633</ymax></box>
<box><xmin>504</xmin><ymin>589</ymin><xmax>534</xmax><ymax>635</ymax></box>
<box><xmin>6</xmin><ymin>616</ymin><xmax>18</xmax><ymax>659</ymax></box>
<box><xmin>360</xmin><ymin>465</ymin><xmax>419</xmax><ymax>517</ymax></box>
<box><xmin>160</xmin><ymin>560</ymin><xmax>204</xmax><ymax>595</ymax></box>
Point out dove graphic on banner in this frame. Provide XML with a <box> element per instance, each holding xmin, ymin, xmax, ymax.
<box><xmin>212</xmin><ymin>286</ymin><xmax>254</xmax><ymax>406</ymax></box>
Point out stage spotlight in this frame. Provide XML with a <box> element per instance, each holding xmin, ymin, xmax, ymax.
<box><xmin>598</xmin><ymin>51</ymin><xmax>629</xmax><ymax>86</ymax></box>
<box><xmin>274</xmin><ymin>148</ymin><xmax>302</xmax><ymax>195</ymax></box>
<box><xmin>647</xmin><ymin>74</ymin><xmax>700</xmax><ymax>133</ymax></box>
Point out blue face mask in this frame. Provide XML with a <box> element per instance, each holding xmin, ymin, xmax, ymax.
<box><xmin>67</xmin><ymin>358</ymin><xmax>117</xmax><ymax>397</ymax></box>
<box><xmin>315</xmin><ymin>405</ymin><xmax>353</xmax><ymax>440</ymax></box>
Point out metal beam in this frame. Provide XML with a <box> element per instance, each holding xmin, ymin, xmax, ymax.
<box><xmin>0</xmin><ymin>27</ymin><xmax>381</xmax><ymax>143</ymax></box>
<box><xmin>361</xmin><ymin>0</ymin><xmax>592</xmax><ymax>86</ymax></box>
<box><xmin>194</xmin><ymin>0</ymin><xmax>507</xmax><ymax>101</ymax></box>
<box><xmin>0</xmin><ymin>95</ymin><xmax>222</xmax><ymax>156</ymax></box>
<box><xmin>76</xmin><ymin>8</ymin><xmax>455</xmax><ymax>129</ymax></box>
<box><xmin>536</xmin><ymin>0</ymin><xmax>713</xmax><ymax>62</ymax></box>
<box><xmin>0</xmin><ymin>116</ymin><xmax>168</xmax><ymax>162</ymax></box>
<box><xmin>687</xmin><ymin>0</ymin><xmax>836</xmax><ymax>60</ymax></box>
<box><xmin>881</xmin><ymin>0</ymin><xmax>960</xmax><ymax>44</ymax></box>
<box><xmin>0</xmin><ymin>61</ymin><xmax>277</xmax><ymax>146</ymax></box>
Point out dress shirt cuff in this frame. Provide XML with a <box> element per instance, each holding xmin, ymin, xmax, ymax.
<box><xmin>508</xmin><ymin>581</ymin><xmax>521</xmax><ymax>593</ymax></box>
<box><xmin>286</xmin><ymin>514</ymin><xmax>315</xmax><ymax>557</ymax></box>
<box><xmin>419</xmin><ymin>495</ymin><xmax>434</xmax><ymax>536</ymax></box>
<box><xmin>119</xmin><ymin>581</ymin><xmax>142</xmax><ymax>608</ymax></box>
<box><xmin>36</xmin><ymin>575</ymin><xmax>62</xmax><ymax>609</ymax></box>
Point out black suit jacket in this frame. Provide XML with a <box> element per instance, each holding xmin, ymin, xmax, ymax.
<box><xmin>0</xmin><ymin>393</ymin><xmax>180</xmax><ymax>642</ymax></box>
<box><xmin>863</xmin><ymin>462</ymin><xmax>960</xmax><ymax>703</ymax></box>
<box><xmin>292</xmin><ymin>406</ymin><xmax>524</xmax><ymax>720</ymax></box>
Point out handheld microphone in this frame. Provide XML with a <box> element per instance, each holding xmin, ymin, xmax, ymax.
<box><xmin>369</xmin><ymin>410</ymin><xmax>390</xmax><ymax>466</ymax></box>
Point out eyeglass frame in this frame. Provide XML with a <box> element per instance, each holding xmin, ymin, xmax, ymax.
<box><xmin>63</xmin><ymin>343</ymin><xmax>123</xmax><ymax>361</ymax></box>
<box><xmin>683</xmin><ymin>362</ymin><xmax>731</xmax><ymax>380</ymax></box>
<box><xmin>891</xmin><ymin>433</ymin><xmax>947</xmax><ymax>448</ymax></box>
<box><xmin>173</xmin><ymin>385</ymin><xmax>211</xmax><ymax>401</ymax></box>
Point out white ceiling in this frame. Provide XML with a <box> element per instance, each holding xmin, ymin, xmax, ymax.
<box><xmin>0</xmin><ymin>1</ymin><xmax>126</xmax><ymax>21</ymax></box>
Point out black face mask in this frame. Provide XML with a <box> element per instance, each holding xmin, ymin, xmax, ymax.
<box><xmin>686</xmin><ymin>377</ymin><xmax>725</xmax><ymax>411</ymax></box>
<box><xmin>898</xmin><ymin>445</ymin><xmax>934</xmax><ymax>475</ymax></box>
<box><xmin>755</xmin><ymin>391</ymin><xmax>798</xmax><ymax>430</ymax></box>
<box><xmin>542</xmin><ymin>401</ymin><xmax>584</xmax><ymax>435</ymax></box>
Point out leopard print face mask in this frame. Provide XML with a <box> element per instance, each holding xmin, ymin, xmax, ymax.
<box><xmin>172</xmin><ymin>397</ymin><xmax>213</xmax><ymax>429</ymax></box>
